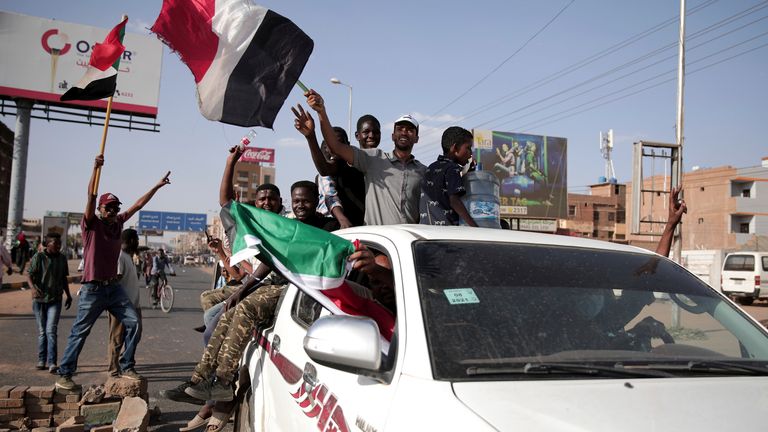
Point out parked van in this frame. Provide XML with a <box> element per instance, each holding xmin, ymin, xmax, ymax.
<box><xmin>721</xmin><ymin>252</ymin><xmax>768</xmax><ymax>305</ymax></box>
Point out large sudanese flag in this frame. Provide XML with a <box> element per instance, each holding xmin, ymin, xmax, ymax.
<box><xmin>60</xmin><ymin>17</ymin><xmax>127</xmax><ymax>101</ymax></box>
<box><xmin>221</xmin><ymin>201</ymin><xmax>395</xmax><ymax>341</ymax></box>
<box><xmin>150</xmin><ymin>0</ymin><xmax>314</xmax><ymax>128</ymax></box>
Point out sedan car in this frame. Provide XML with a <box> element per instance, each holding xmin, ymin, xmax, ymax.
<box><xmin>233</xmin><ymin>225</ymin><xmax>768</xmax><ymax>432</ymax></box>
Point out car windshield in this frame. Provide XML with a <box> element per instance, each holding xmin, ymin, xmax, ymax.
<box><xmin>413</xmin><ymin>241</ymin><xmax>768</xmax><ymax>381</ymax></box>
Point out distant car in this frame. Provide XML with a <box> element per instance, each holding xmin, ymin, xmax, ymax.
<box><xmin>183</xmin><ymin>255</ymin><xmax>197</xmax><ymax>266</ymax></box>
<box><xmin>234</xmin><ymin>225</ymin><xmax>768</xmax><ymax>432</ymax></box>
<box><xmin>721</xmin><ymin>251</ymin><xmax>768</xmax><ymax>305</ymax></box>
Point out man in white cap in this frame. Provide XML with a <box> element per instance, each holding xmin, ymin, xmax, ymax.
<box><xmin>56</xmin><ymin>154</ymin><xmax>171</xmax><ymax>390</ymax></box>
<box><xmin>298</xmin><ymin>90</ymin><xmax>426</xmax><ymax>225</ymax></box>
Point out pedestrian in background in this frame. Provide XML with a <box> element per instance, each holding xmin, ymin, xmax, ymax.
<box><xmin>0</xmin><ymin>231</ymin><xmax>13</xmax><ymax>286</ymax></box>
<box><xmin>26</xmin><ymin>232</ymin><xmax>72</xmax><ymax>373</ymax></box>
<box><xmin>14</xmin><ymin>232</ymin><xmax>31</xmax><ymax>274</ymax></box>
<box><xmin>55</xmin><ymin>154</ymin><xmax>170</xmax><ymax>390</ymax></box>
<box><xmin>107</xmin><ymin>229</ymin><xmax>142</xmax><ymax>377</ymax></box>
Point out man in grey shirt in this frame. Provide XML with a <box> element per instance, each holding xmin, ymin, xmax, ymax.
<box><xmin>298</xmin><ymin>90</ymin><xmax>426</xmax><ymax>225</ymax></box>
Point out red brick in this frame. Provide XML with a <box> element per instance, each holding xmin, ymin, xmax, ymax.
<box><xmin>51</xmin><ymin>394</ymin><xmax>80</xmax><ymax>404</ymax></box>
<box><xmin>0</xmin><ymin>386</ymin><xmax>14</xmax><ymax>399</ymax></box>
<box><xmin>28</xmin><ymin>411</ymin><xmax>53</xmax><ymax>420</ymax></box>
<box><xmin>56</xmin><ymin>425</ymin><xmax>84</xmax><ymax>432</ymax></box>
<box><xmin>27</xmin><ymin>386</ymin><xmax>55</xmax><ymax>398</ymax></box>
<box><xmin>30</xmin><ymin>418</ymin><xmax>52</xmax><ymax>427</ymax></box>
<box><xmin>10</xmin><ymin>386</ymin><xmax>28</xmax><ymax>399</ymax></box>
<box><xmin>0</xmin><ymin>399</ymin><xmax>24</xmax><ymax>408</ymax></box>
<box><xmin>0</xmin><ymin>407</ymin><xmax>25</xmax><ymax>414</ymax></box>
<box><xmin>27</xmin><ymin>404</ymin><xmax>54</xmax><ymax>414</ymax></box>
<box><xmin>54</xmin><ymin>403</ymin><xmax>80</xmax><ymax>411</ymax></box>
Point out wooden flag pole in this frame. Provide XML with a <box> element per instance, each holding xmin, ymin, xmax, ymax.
<box><xmin>91</xmin><ymin>14</ymin><xmax>126</xmax><ymax>196</ymax></box>
<box><xmin>92</xmin><ymin>94</ymin><xmax>114</xmax><ymax>195</ymax></box>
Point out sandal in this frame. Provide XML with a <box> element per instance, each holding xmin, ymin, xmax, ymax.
<box><xmin>179</xmin><ymin>414</ymin><xmax>209</xmax><ymax>432</ymax></box>
<box><xmin>205</xmin><ymin>409</ymin><xmax>232</xmax><ymax>432</ymax></box>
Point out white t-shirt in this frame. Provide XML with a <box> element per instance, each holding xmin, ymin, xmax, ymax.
<box><xmin>117</xmin><ymin>251</ymin><xmax>141</xmax><ymax>307</ymax></box>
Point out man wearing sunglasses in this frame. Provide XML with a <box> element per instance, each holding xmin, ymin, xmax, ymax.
<box><xmin>56</xmin><ymin>154</ymin><xmax>171</xmax><ymax>391</ymax></box>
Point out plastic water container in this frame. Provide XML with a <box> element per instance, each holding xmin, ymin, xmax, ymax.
<box><xmin>461</xmin><ymin>171</ymin><xmax>501</xmax><ymax>228</ymax></box>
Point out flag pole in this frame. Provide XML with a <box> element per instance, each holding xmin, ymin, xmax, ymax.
<box><xmin>92</xmin><ymin>95</ymin><xmax>114</xmax><ymax>195</ymax></box>
<box><xmin>91</xmin><ymin>14</ymin><xmax>126</xmax><ymax>196</ymax></box>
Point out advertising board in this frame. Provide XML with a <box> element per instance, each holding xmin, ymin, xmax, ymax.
<box><xmin>240</xmin><ymin>147</ymin><xmax>275</xmax><ymax>164</ymax></box>
<box><xmin>473</xmin><ymin>130</ymin><xmax>567</xmax><ymax>219</ymax></box>
<box><xmin>0</xmin><ymin>11</ymin><xmax>163</xmax><ymax>116</ymax></box>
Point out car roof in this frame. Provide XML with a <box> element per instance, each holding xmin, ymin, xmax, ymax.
<box><xmin>335</xmin><ymin>225</ymin><xmax>656</xmax><ymax>256</ymax></box>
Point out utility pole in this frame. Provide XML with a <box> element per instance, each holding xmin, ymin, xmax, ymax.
<box><xmin>673</xmin><ymin>0</ymin><xmax>686</xmax><ymax>264</ymax></box>
<box><xmin>671</xmin><ymin>0</ymin><xmax>686</xmax><ymax>328</ymax></box>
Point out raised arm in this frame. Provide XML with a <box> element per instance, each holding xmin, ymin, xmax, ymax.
<box><xmin>656</xmin><ymin>186</ymin><xmax>687</xmax><ymax>257</ymax></box>
<box><xmin>292</xmin><ymin>104</ymin><xmax>338</xmax><ymax>176</ymax></box>
<box><xmin>84</xmin><ymin>155</ymin><xmax>104</xmax><ymax>223</ymax></box>
<box><xmin>220</xmin><ymin>146</ymin><xmax>244</xmax><ymax>207</ymax></box>
<box><xmin>305</xmin><ymin>90</ymin><xmax>354</xmax><ymax>166</ymax></box>
<box><xmin>124</xmin><ymin>171</ymin><xmax>171</xmax><ymax>220</ymax></box>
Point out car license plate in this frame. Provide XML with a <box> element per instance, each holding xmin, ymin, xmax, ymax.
<box><xmin>734</xmin><ymin>279</ymin><xmax>742</xmax><ymax>285</ymax></box>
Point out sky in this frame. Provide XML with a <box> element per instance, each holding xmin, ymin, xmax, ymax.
<box><xmin>2</xmin><ymin>0</ymin><xmax>767</xmax><ymax>234</ymax></box>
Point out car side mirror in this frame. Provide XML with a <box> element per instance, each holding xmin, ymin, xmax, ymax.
<box><xmin>303</xmin><ymin>315</ymin><xmax>382</xmax><ymax>372</ymax></box>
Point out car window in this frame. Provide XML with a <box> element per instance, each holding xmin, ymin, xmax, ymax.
<box><xmin>763</xmin><ymin>256</ymin><xmax>768</xmax><ymax>271</ymax></box>
<box><xmin>724</xmin><ymin>255</ymin><xmax>755</xmax><ymax>271</ymax></box>
<box><xmin>291</xmin><ymin>290</ymin><xmax>324</xmax><ymax>328</ymax></box>
<box><xmin>414</xmin><ymin>241</ymin><xmax>768</xmax><ymax>381</ymax></box>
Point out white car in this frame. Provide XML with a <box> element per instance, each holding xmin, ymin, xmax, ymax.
<box><xmin>721</xmin><ymin>251</ymin><xmax>768</xmax><ymax>306</ymax></box>
<box><xmin>234</xmin><ymin>225</ymin><xmax>768</xmax><ymax>432</ymax></box>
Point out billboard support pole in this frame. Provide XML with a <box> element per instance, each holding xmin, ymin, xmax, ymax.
<box><xmin>91</xmin><ymin>95</ymin><xmax>114</xmax><ymax>195</ymax></box>
<box><xmin>4</xmin><ymin>98</ymin><xmax>32</xmax><ymax>249</ymax></box>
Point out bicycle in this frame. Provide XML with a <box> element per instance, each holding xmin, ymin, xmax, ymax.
<box><xmin>152</xmin><ymin>273</ymin><xmax>175</xmax><ymax>313</ymax></box>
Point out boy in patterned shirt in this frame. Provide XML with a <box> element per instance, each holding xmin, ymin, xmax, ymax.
<box><xmin>419</xmin><ymin>126</ymin><xmax>478</xmax><ymax>227</ymax></box>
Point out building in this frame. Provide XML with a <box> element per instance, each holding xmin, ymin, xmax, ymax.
<box><xmin>233</xmin><ymin>159</ymin><xmax>276</xmax><ymax>204</ymax></box>
<box><xmin>626</xmin><ymin>157</ymin><xmax>768</xmax><ymax>252</ymax></box>
<box><xmin>0</xmin><ymin>121</ymin><xmax>13</xmax><ymax>230</ymax></box>
<box><xmin>560</xmin><ymin>182</ymin><xmax>627</xmax><ymax>242</ymax></box>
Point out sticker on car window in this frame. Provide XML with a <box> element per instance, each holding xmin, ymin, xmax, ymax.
<box><xmin>444</xmin><ymin>288</ymin><xmax>479</xmax><ymax>305</ymax></box>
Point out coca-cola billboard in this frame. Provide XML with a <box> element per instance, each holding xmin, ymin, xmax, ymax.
<box><xmin>240</xmin><ymin>147</ymin><xmax>275</xmax><ymax>164</ymax></box>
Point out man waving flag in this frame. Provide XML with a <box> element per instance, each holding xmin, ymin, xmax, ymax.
<box><xmin>60</xmin><ymin>17</ymin><xmax>127</xmax><ymax>101</ymax></box>
<box><xmin>221</xmin><ymin>201</ymin><xmax>394</xmax><ymax>341</ymax></box>
<box><xmin>151</xmin><ymin>0</ymin><xmax>314</xmax><ymax>128</ymax></box>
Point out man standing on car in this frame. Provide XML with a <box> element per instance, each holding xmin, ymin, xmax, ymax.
<box><xmin>55</xmin><ymin>155</ymin><xmax>171</xmax><ymax>391</ymax></box>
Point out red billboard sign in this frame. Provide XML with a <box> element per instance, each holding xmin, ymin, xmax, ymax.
<box><xmin>240</xmin><ymin>147</ymin><xmax>275</xmax><ymax>164</ymax></box>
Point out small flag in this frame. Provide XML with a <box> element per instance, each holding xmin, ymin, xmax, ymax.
<box><xmin>150</xmin><ymin>0</ymin><xmax>314</xmax><ymax>128</ymax></box>
<box><xmin>60</xmin><ymin>17</ymin><xmax>127</xmax><ymax>101</ymax></box>
<box><xmin>221</xmin><ymin>201</ymin><xmax>394</xmax><ymax>341</ymax></box>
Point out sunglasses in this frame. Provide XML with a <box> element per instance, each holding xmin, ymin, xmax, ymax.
<box><xmin>101</xmin><ymin>205</ymin><xmax>121</xmax><ymax>213</ymax></box>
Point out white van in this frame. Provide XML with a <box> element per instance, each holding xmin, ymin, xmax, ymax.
<box><xmin>721</xmin><ymin>252</ymin><xmax>768</xmax><ymax>305</ymax></box>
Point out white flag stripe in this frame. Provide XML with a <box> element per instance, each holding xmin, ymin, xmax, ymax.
<box><xmin>196</xmin><ymin>2</ymin><xmax>266</xmax><ymax>121</ymax></box>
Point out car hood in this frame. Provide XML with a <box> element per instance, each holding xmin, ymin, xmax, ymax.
<box><xmin>452</xmin><ymin>377</ymin><xmax>768</xmax><ymax>431</ymax></box>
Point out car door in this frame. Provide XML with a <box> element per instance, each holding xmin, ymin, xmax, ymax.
<box><xmin>259</xmin><ymin>236</ymin><xmax>405</xmax><ymax>432</ymax></box>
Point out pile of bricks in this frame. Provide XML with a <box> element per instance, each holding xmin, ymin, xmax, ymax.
<box><xmin>0</xmin><ymin>385</ymin><xmax>84</xmax><ymax>431</ymax></box>
<box><xmin>0</xmin><ymin>379</ymin><xmax>150</xmax><ymax>432</ymax></box>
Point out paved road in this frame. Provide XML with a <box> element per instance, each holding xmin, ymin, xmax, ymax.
<box><xmin>0</xmin><ymin>265</ymin><xmax>223</xmax><ymax>432</ymax></box>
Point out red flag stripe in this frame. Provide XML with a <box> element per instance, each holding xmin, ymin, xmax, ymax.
<box><xmin>151</xmin><ymin>0</ymin><xmax>218</xmax><ymax>83</ymax></box>
<box><xmin>90</xmin><ymin>18</ymin><xmax>127</xmax><ymax>71</ymax></box>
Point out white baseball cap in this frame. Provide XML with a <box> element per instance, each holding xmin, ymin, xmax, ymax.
<box><xmin>394</xmin><ymin>114</ymin><xmax>419</xmax><ymax>130</ymax></box>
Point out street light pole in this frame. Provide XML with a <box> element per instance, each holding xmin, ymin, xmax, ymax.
<box><xmin>330</xmin><ymin>77</ymin><xmax>353</xmax><ymax>136</ymax></box>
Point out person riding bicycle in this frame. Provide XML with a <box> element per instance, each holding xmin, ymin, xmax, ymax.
<box><xmin>150</xmin><ymin>249</ymin><xmax>170</xmax><ymax>307</ymax></box>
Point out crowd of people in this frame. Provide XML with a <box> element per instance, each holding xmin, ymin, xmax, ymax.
<box><xmin>11</xmin><ymin>87</ymin><xmax>687</xmax><ymax>432</ymax></box>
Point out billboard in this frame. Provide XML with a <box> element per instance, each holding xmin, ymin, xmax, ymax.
<box><xmin>240</xmin><ymin>146</ymin><xmax>275</xmax><ymax>164</ymax></box>
<box><xmin>0</xmin><ymin>11</ymin><xmax>163</xmax><ymax>116</ymax></box>
<box><xmin>473</xmin><ymin>130</ymin><xmax>567</xmax><ymax>219</ymax></box>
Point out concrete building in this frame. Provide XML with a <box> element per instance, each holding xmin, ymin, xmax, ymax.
<box><xmin>233</xmin><ymin>160</ymin><xmax>276</xmax><ymax>204</ymax></box>
<box><xmin>626</xmin><ymin>157</ymin><xmax>768</xmax><ymax>252</ymax></box>
<box><xmin>560</xmin><ymin>183</ymin><xmax>627</xmax><ymax>242</ymax></box>
<box><xmin>0</xmin><ymin>122</ymin><xmax>13</xmax><ymax>231</ymax></box>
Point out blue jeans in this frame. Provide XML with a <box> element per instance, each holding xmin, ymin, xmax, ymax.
<box><xmin>32</xmin><ymin>300</ymin><xmax>62</xmax><ymax>365</ymax></box>
<box><xmin>203</xmin><ymin>302</ymin><xmax>226</xmax><ymax>346</ymax></box>
<box><xmin>58</xmin><ymin>282</ymin><xmax>141</xmax><ymax>377</ymax></box>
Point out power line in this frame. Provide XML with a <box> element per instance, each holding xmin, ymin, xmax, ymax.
<box><xmin>414</xmin><ymin>0</ymin><xmax>767</xmax><ymax>157</ymax></box>
<box><xmin>429</xmin><ymin>0</ymin><xmax>575</xmax><ymax>116</ymax></box>
<box><xmin>488</xmin><ymin>14</ymin><xmax>768</xmax><ymax>129</ymax></box>
<box><xmin>514</xmin><ymin>37</ymin><xmax>768</xmax><ymax>132</ymax></box>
